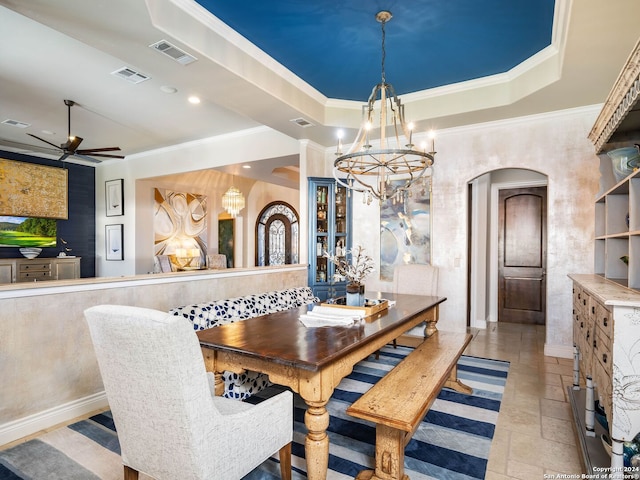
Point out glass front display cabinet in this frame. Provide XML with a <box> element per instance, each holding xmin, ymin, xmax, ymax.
<box><xmin>308</xmin><ymin>177</ymin><xmax>352</xmax><ymax>301</ymax></box>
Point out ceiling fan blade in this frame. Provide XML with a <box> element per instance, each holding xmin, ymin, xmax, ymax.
<box><xmin>0</xmin><ymin>138</ymin><xmax>61</xmax><ymax>155</ymax></box>
<box><xmin>78</xmin><ymin>152</ymin><xmax>125</xmax><ymax>159</ymax></box>
<box><xmin>27</xmin><ymin>133</ymin><xmax>61</xmax><ymax>150</ymax></box>
<box><xmin>58</xmin><ymin>153</ymin><xmax>70</xmax><ymax>162</ymax></box>
<box><xmin>76</xmin><ymin>146</ymin><xmax>121</xmax><ymax>154</ymax></box>
<box><xmin>73</xmin><ymin>154</ymin><xmax>102</xmax><ymax>164</ymax></box>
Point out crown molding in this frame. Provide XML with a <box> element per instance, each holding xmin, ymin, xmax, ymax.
<box><xmin>588</xmin><ymin>38</ymin><xmax>640</xmax><ymax>153</ymax></box>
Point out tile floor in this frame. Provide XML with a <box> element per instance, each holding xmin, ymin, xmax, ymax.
<box><xmin>465</xmin><ymin>321</ymin><xmax>585</xmax><ymax>479</ymax></box>
<box><xmin>2</xmin><ymin>321</ymin><xmax>586</xmax><ymax>478</ymax></box>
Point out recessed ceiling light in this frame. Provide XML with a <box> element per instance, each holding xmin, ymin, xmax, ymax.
<box><xmin>242</xmin><ymin>165</ymin><xmax>251</xmax><ymax>169</ymax></box>
<box><xmin>160</xmin><ymin>85</ymin><xmax>178</xmax><ymax>94</ymax></box>
<box><xmin>41</xmin><ymin>130</ymin><xmax>55</xmax><ymax>135</ymax></box>
<box><xmin>188</xmin><ymin>96</ymin><xmax>201</xmax><ymax>104</ymax></box>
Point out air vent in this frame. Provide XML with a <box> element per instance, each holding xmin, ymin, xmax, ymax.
<box><xmin>149</xmin><ymin>40</ymin><xmax>197</xmax><ymax>65</ymax></box>
<box><xmin>111</xmin><ymin>67</ymin><xmax>150</xmax><ymax>84</ymax></box>
<box><xmin>1</xmin><ymin>119</ymin><xmax>31</xmax><ymax>128</ymax></box>
<box><xmin>291</xmin><ymin>117</ymin><xmax>315</xmax><ymax>128</ymax></box>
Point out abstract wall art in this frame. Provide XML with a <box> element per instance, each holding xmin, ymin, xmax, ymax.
<box><xmin>379</xmin><ymin>179</ymin><xmax>431</xmax><ymax>281</ymax></box>
<box><xmin>153</xmin><ymin>188</ymin><xmax>207</xmax><ymax>262</ymax></box>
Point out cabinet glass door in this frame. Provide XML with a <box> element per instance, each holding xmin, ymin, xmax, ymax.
<box><xmin>308</xmin><ymin>178</ymin><xmax>352</xmax><ymax>301</ymax></box>
<box><xmin>315</xmin><ymin>184</ymin><xmax>329</xmax><ymax>285</ymax></box>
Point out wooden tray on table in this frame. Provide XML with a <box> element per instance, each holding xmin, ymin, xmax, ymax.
<box><xmin>320</xmin><ymin>298</ymin><xmax>389</xmax><ymax>317</ymax></box>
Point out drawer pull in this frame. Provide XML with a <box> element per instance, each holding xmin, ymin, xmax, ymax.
<box><xmin>603</xmin><ymin>353</ymin><xmax>608</xmax><ymax>364</ymax></box>
<box><xmin>603</xmin><ymin>317</ymin><xmax>608</xmax><ymax>327</ymax></box>
<box><xmin>592</xmin><ymin>306</ymin><xmax>595</xmax><ymax>314</ymax></box>
<box><xmin>583</xmin><ymin>299</ymin><xmax>587</xmax><ymax>306</ymax></box>
<box><xmin>593</xmin><ymin>338</ymin><xmax>597</xmax><ymax>349</ymax></box>
<box><xmin>581</xmin><ymin>321</ymin><xmax>584</xmax><ymax>328</ymax></box>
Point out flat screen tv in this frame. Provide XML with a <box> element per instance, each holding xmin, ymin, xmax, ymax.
<box><xmin>0</xmin><ymin>216</ymin><xmax>57</xmax><ymax>248</ymax></box>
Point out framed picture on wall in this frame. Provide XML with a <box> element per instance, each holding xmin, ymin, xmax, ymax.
<box><xmin>106</xmin><ymin>224</ymin><xmax>124</xmax><ymax>261</ymax></box>
<box><xmin>105</xmin><ymin>179</ymin><xmax>124</xmax><ymax>216</ymax></box>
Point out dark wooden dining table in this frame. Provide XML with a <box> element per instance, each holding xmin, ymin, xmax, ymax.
<box><xmin>197</xmin><ymin>292</ymin><xmax>446</xmax><ymax>480</ymax></box>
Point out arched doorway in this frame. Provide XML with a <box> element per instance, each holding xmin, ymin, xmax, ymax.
<box><xmin>255</xmin><ymin>202</ymin><xmax>299</xmax><ymax>266</ymax></box>
<box><xmin>468</xmin><ymin>168</ymin><xmax>548</xmax><ymax>328</ymax></box>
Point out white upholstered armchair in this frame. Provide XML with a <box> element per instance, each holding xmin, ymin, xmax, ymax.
<box><xmin>84</xmin><ymin>304</ymin><xmax>293</xmax><ymax>480</ymax></box>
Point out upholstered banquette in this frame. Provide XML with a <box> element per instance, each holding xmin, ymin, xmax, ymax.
<box><xmin>169</xmin><ymin>287</ymin><xmax>318</xmax><ymax>400</ymax></box>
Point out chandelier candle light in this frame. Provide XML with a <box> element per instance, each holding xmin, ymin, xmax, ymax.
<box><xmin>334</xmin><ymin>11</ymin><xmax>436</xmax><ymax>205</ymax></box>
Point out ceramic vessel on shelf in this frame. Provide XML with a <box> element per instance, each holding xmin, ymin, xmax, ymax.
<box><xmin>607</xmin><ymin>146</ymin><xmax>640</xmax><ymax>183</ymax></box>
<box><xmin>19</xmin><ymin>247</ymin><xmax>42</xmax><ymax>259</ymax></box>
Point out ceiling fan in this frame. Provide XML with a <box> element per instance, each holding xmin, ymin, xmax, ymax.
<box><xmin>27</xmin><ymin>99</ymin><xmax>124</xmax><ymax>163</ymax></box>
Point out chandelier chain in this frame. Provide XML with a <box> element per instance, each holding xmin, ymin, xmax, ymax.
<box><xmin>380</xmin><ymin>18</ymin><xmax>386</xmax><ymax>85</ymax></box>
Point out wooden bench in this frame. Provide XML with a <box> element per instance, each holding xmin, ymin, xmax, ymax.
<box><xmin>346</xmin><ymin>330</ymin><xmax>473</xmax><ymax>480</ymax></box>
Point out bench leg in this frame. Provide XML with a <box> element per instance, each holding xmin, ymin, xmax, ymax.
<box><xmin>444</xmin><ymin>364</ymin><xmax>472</xmax><ymax>394</ymax></box>
<box><xmin>355</xmin><ymin>425</ymin><xmax>409</xmax><ymax>480</ymax></box>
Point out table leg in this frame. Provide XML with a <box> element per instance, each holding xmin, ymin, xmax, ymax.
<box><xmin>424</xmin><ymin>320</ymin><xmax>438</xmax><ymax>337</ymax></box>
<box><xmin>200</xmin><ymin>347</ymin><xmax>225</xmax><ymax>396</ymax></box>
<box><xmin>304</xmin><ymin>401</ymin><xmax>330</xmax><ymax>480</ymax></box>
<box><xmin>213</xmin><ymin>372</ymin><xmax>225</xmax><ymax>396</ymax></box>
<box><xmin>424</xmin><ymin>305</ymin><xmax>439</xmax><ymax>337</ymax></box>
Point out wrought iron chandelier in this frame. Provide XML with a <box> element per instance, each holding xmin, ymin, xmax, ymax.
<box><xmin>333</xmin><ymin>11</ymin><xmax>435</xmax><ymax>204</ymax></box>
<box><xmin>222</xmin><ymin>185</ymin><xmax>245</xmax><ymax>217</ymax></box>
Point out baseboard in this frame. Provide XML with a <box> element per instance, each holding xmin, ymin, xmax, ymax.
<box><xmin>0</xmin><ymin>391</ymin><xmax>108</xmax><ymax>447</ymax></box>
<box><xmin>544</xmin><ymin>343</ymin><xmax>573</xmax><ymax>359</ymax></box>
<box><xmin>470</xmin><ymin>317</ymin><xmax>488</xmax><ymax>329</ymax></box>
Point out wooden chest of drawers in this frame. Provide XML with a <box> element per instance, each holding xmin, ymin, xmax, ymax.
<box><xmin>570</xmin><ymin>274</ymin><xmax>640</xmax><ymax>477</ymax></box>
<box><xmin>18</xmin><ymin>260</ymin><xmax>53</xmax><ymax>282</ymax></box>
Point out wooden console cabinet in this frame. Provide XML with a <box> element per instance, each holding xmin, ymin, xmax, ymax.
<box><xmin>0</xmin><ymin>257</ymin><xmax>81</xmax><ymax>283</ymax></box>
<box><xmin>570</xmin><ymin>274</ymin><xmax>640</xmax><ymax>478</ymax></box>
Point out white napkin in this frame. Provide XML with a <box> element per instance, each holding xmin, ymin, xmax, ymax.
<box><xmin>299</xmin><ymin>305</ymin><xmax>365</xmax><ymax>327</ymax></box>
<box><xmin>310</xmin><ymin>305</ymin><xmax>366</xmax><ymax>317</ymax></box>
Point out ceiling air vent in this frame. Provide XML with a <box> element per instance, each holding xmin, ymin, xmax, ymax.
<box><xmin>111</xmin><ymin>67</ymin><xmax>150</xmax><ymax>84</ymax></box>
<box><xmin>149</xmin><ymin>40</ymin><xmax>197</xmax><ymax>65</ymax></box>
<box><xmin>2</xmin><ymin>119</ymin><xmax>31</xmax><ymax>128</ymax></box>
<box><xmin>291</xmin><ymin>117</ymin><xmax>315</xmax><ymax>128</ymax></box>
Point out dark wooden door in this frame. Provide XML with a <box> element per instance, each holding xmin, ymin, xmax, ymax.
<box><xmin>498</xmin><ymin>187</ymin><xmax>547</xmax><ymax>324</ymax></box>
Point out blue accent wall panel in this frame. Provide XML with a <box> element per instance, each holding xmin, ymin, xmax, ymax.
<box><xmin>0</xmin><ymin>150</ymin><xmax>96</xmax><ymax>278</ymax></box>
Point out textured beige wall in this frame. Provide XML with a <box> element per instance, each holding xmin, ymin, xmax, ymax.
<box><xmin>354</xmin><ymin>107</ymin><xmax>601</xmax><ymax>356</ymax></box>
<box><xmin>0</xmin><ymin>267</ymin><xmax>306</xmax><ymax>430</ymax></box>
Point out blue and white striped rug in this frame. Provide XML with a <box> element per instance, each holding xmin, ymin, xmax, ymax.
<box><xmin>0</xmin><ymin>346</ymin><xmax>508</xmax><ymax>480</ymax></box>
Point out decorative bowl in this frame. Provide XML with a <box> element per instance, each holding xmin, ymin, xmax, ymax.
<box><xmin>607</xmin><ymin>146</ymin><xmax>640</xmax><ymax>183</ymax></box>
<box><xmin>19</xmin><ymin>247</ymin><xmax>42</xmax><ymax>259</ymax></box>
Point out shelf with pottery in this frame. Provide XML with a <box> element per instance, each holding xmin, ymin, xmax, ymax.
<box><xmin>0</xmin><ymin>256</ymin><xmax>81</xmax><ymax>284</ymax></box>
<box><xmin>594</xmin><ymin>150</ymin><xmax>640</xmax><ymax>291</ymax></box>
